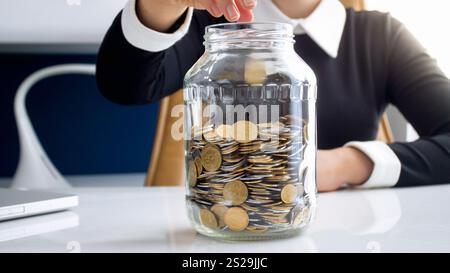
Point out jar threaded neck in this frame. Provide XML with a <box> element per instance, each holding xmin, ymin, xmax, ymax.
<box><xmin>204</xmin><ymin>22</ymin><xmax>295</xmax><ymax>51</ymax></box>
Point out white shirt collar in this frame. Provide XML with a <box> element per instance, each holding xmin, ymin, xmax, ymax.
<box><xmin>253</xmin><ymin>0</ymin><xmax>346</xmax><ymax>58</ymax></box>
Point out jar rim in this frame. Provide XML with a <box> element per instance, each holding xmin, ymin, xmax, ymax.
<box><xmin>204</xmin><ymin>22</ymin><xmax>294</xmax><ymax>50</ymax></box>
<box><xmin>205</xmin><ymin>22</ymin><xmax>293</xmax><ymax>34</ymax></box>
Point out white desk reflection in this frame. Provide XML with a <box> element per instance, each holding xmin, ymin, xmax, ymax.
<box><xmin>313</xmin><ymin>189</ymin><xmax>402</xmax><ymax>234</ymax></box>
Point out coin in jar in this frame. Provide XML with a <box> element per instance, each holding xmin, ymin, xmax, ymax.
<box><xmin>211</xmin><ymin>204</ymin><xmax>228</xmax><ymax>227</ymax></box>
<box><xmin>188</xmin><ymin>160</ymin><xmax>197</xmax><ymax>187</ymax></box>
<box><xmin>281</xmin><ymin>184</ymin><xmax>298</xmax><ymax>204</ymax></box>
<box><xmin>245</xmin><ymin>58</ymin><xmax>266</xmax><ymax>85</ymax></box>
<box><xmin>203</xmin><ymin>129</ymin><xmax>218</xmax><ymax>142</ymax></box>
<box><xmin>224</xmin><ymin>207</ymin><xmax>249</xmax><ymax>231</ymax></box>
<box><xmin>194</xmin><ymin>156</ymin><xmax>203</xmax><ymax>177</ymax></box>
<box><xmin>293</xmin><ymin>207</ymin><xmax>310</xmax><ymax>226</ymax></box>
<box><xmin>223</xmin><ymin>180</ymin><xmax>248</xmax><ymax>205</ymax></box>
<box><xmin>201</xmin><ymin>144</ymin><xmax>222</xmax><ymax>172</ymax></box>
<box><xmin>303</xmin><ymin>120</ymin><xmax>309</xmax><ymax>143</ymax></box>
<box><xmin>199</xmin><ymin>208</ymin><xmax>218</xmax><ymax>229</ymax></box>
<box><xmin>215</xmin><ymin>124</ymin><xmax>234</xmax><ymax>140</ymax></box>
<box><xmin>233</xmin><ymin>120</ymin><xmax>258</xmax><ymax>143</ymax></box>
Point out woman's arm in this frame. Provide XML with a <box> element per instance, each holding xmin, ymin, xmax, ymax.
<box><xmin>385</xmin><ymin>16</ymin><xmax>450</xmax><ymax>187</ymax></box>
<box><xmin>96</xmin><ymin>9</ymin><xmax>207</xmax><ymax>104</ymax></box>
<box><xmin>96</xmin><ymin>0</ymin><xmax>255</xmax><ymax>105</ymax></box>
<box><xmin>96</xmin><ymin>5</ymin><xmax>212</xmax><ymax>104</ymax></box>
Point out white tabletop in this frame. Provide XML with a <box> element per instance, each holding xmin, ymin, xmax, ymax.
<box><xmin>0</xmin><ymin>177</ymin><xmax>449</xmax><ymax>253</ymax></box>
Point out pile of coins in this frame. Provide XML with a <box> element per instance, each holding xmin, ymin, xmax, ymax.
<box><xmin>187</xmin><ymin>115</ymin><xmax>312</xmax><ymax>234</ymax></box>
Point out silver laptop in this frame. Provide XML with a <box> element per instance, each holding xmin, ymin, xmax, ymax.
<box><xmin>0</xmin><ymin>211</ymin><xmax>79</xmax><ymax>242</ymax></box>
<box><xmin>0</xmin><ymin>188</ymin><xmax>78</xmax><ymax>222</ymax></box>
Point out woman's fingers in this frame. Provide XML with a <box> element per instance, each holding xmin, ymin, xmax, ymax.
<box><xmin>216</xmin><ymin>0</ymin><xmax>241</xmax><ymax>22</ymax></box>
<box><xmin>239</xmin><ymin>0</ymin><xmax>257</xmax><ymax>9</ymax></box>
<box><xmin>236</xmin><ymin>0</ymin><xmax>256</xmax><ymax>22</ymax></box>
<box><xmin>206</xmin><ymin>3</ymin><xmax>223</xmax><ymax>17</ymax></box>
<box><xmin>198</xmin><ymin>0</ymin><xmax>256</xmax><ymax>22</ymax></box>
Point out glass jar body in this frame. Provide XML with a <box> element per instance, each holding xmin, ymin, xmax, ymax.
<box><xmin>184</xmin><ymin>23</ymin><xmax>317</xmax><ymax>240</ymax></box>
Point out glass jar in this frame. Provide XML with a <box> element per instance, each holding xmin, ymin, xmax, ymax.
<box><xmin>184</xmin><ymin>22</ymin><xmax>317</xmax><ymax>240</ymax></box>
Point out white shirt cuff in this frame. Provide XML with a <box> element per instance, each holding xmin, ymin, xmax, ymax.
<box><xmin>345</xmin><ymin>141</ymin><xmax>401</xmax><ymax>188</ymax></box>
<box><xmin>121</xmin><ymin>0</ymin><xmax>194</xmax><ymax>52</ymax></box>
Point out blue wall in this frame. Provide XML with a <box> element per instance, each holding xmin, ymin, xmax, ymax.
<box><xmin>0</xmin><ymin>53</ymin><xmax>159</xmax><ymax>176</ymax></box>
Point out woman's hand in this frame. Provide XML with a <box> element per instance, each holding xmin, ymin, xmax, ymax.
<box><xmin>181</xmin><ymin>0</ymin><xmax>257</xmax><ymax>22</ymax></box>
<box><xmin>137</xmin><ymin>0</ymin><xmax>257</xmax><ymax>33</ymax></box>
<box><xmin>317</xmin><ymin>147</ymin><xmax>374</xmax><ymax>192</ymax></box>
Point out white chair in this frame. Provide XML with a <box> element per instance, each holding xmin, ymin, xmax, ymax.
<box><xmin>11</xmin><ymin>64</ymin><xmax>95</xmax><ymax>190</ymax></box>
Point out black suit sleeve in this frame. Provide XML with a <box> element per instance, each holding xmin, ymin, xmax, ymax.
<box><xmin>96</xmin><ymin>10</ymin><xmax>220</xmax><ymax>105</ymax></box>
<box><xmin>385</xmin><ymin>16</ymin><xmax>450</xmax><ymax>187</ymax></box>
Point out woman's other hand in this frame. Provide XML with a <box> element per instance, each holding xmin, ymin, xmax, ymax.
<box><xmin>317</xmin><ymin>147</ymin><xmax>374</xmax><ymax>192</ymax></box>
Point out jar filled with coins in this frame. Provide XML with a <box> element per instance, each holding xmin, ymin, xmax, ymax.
<box><xmin>184</xmin><ymin>23</ymin><xmax>317</xmax><ymax>240</ymax></box>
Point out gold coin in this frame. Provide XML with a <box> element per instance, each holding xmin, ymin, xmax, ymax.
<box><xmin>203</xmin><ymin>129</ymin><xmax>218</xmax><ymax>142</ymax></box>
<box><xmin>302</xmin><ymin>207</ymin><xmax>311</xmax><ymax>222</ymax></box>
<box><xmin>245</xmin><ymin>58</ymin><xmax>266</xmax><ymax>85</ymax></box>
<box><xmin>223</xmin><ymin>180</ymin><xmax>248</xmax><ymax>205</ymax></box>
<box><xmin>246</xmin><ymin>226</ymin><xmax>268</xmax><ymax>233</ymax></box>
<box><xmin>215</xmin><ymin>124</ymin><xmax>234</xmax><ymax>140</ymax></box>
<box><xmin>191</xmin><ymin>125</ymin><xmax>203</xmax><ymax>138</ymax></box>
<box><xmin>194</xmin><ymin>156</ymin><xmax>203</xmax><ymax>177</ymax></box>
<box><xmin>233</xmin><ymin>120</ymin><xmax>258</xmax><ymax>143</ymax></box>
<box><xmin>201</xmin><ymin>144</ymin><xmax>222</xmax><ymax>172</ymax></box>
<box><xmin>211</xmin><ymin>204</ymin><xmax>228</xmax><ymax>227</ymax></box>
<box><xmin>221</xmin><ymin>144</ymin><xmax>239</xmax><ymax>155</ymax></box>
<box><xmin>199</xmin><ymin>209</ymin><xmax>218</xmax><ymax>229</ymax></box>
<box><xmin>303</xmin><ymin>121</ymin><xmax>309</xmax><ymax>143</ymax></box>
<box><xmin>293</xmin><ymin>213</ymin><xmax>302</xmax><ymax>226</ymax></box>
<box><xmin>293</xmin><ymin>207</ymin><xmax>310</xmax><ymax>226</ymax></box>
<box><xmin>224</xmin><ymin>207</ymin><xmax>249</xmax><ymax>231</ymax></box>
<box><xmin>281</xmin><ymin>184</ymin><xmax>298</xmax><ymax>204</ymax></box>
<box><xmin>188</xmin><ymin>160</ymin><xmax>197</xmax><ymax>187</ymax></box>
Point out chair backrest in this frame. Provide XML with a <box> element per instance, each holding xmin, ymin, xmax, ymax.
<box><xmin>146</xmin><ymin>90</ymin><xmax>184</xmax><ymax>186</ymax></box>
<box><xmin>145</xmin><ymin>0</ymin><xmax>394</xmax><ymax>187</ymax></box>
<box><xmin>340</xmin><ymin>0</ymin><xmax>366</xmax><ymax>11</ymax></box>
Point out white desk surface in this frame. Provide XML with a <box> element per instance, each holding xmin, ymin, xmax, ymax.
<box><xmin>0</xmin><ymin>175</ymin><xmax>449</xmax><ymax>253</ymax></box>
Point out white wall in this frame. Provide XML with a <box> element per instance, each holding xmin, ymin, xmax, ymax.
<box><xmin>366</xmin><ymin>0</ymin><xmax>450</xmax><ymax>78</ymax></box>
<box><xmin>0</xmin><ymin>0</ymin><xmax>128</xmax><ymax>52</ymax></box>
